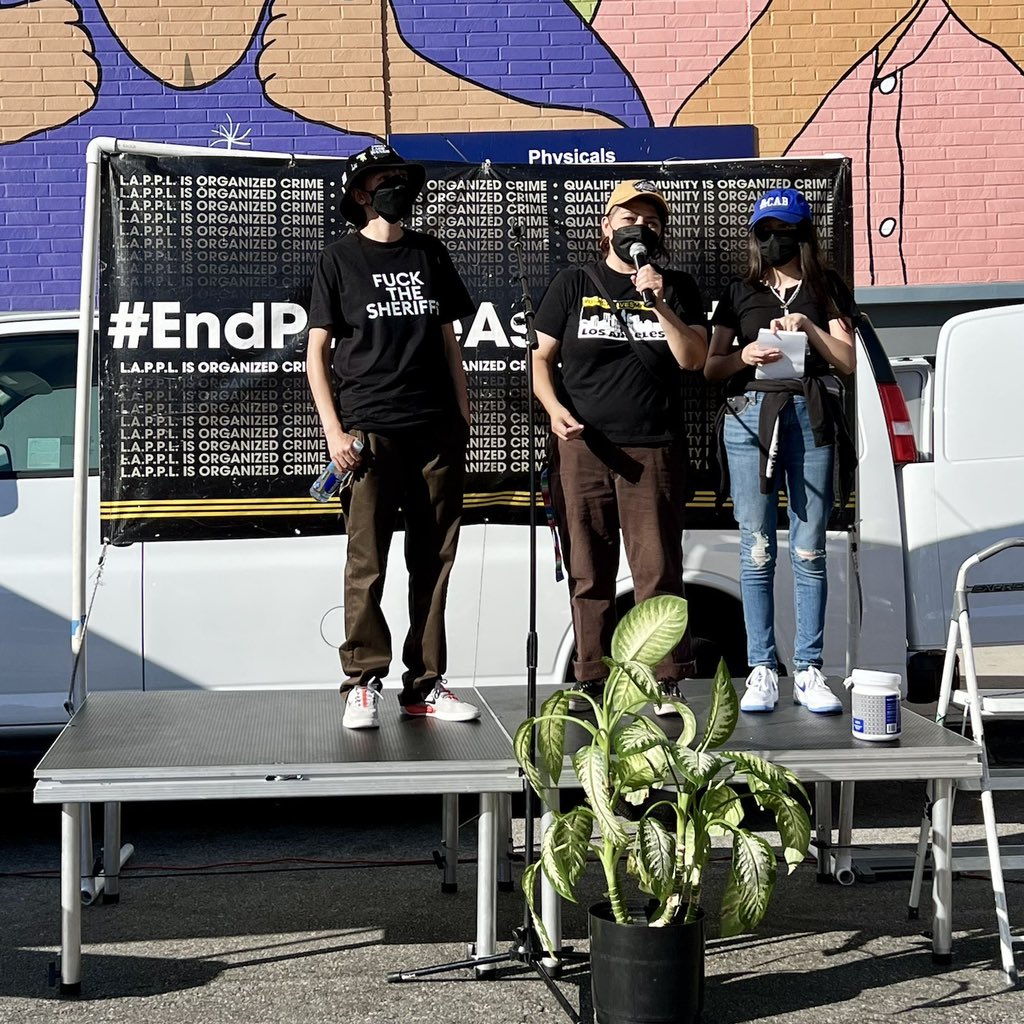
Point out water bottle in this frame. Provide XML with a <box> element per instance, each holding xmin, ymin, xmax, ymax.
<box><xmin>309</xmin><ymin>439</ymin><xmax>364</xmax><ymax>502</ymax></box>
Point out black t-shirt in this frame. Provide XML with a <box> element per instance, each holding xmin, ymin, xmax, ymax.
<box><xmin>534</xmin><ymin>261</ymin><xmax>706</xmax><ymax>444</ymax></box>
<box><xmin>711</xmin><ymin>269</ymin><xmax>858</xmax><ymax>393</ymax></box>
<box><xmin>307</xmin><ymin>230</ymin><xmax>475</xmax><ymax>432</ymax></box>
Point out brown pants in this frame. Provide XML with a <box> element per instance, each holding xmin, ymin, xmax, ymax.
<box><xmin>339</xmin><ymin>425</ymin><xmax>466</xmax><ymax>703</ymax></box>
<box><xmin>550</xmin><ymin>434</ymin><xmax>691</xmax><ymax>683</ymax></box>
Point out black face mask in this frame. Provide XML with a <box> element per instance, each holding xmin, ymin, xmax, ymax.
<box><xmin>757</xmin><ymin>231</ymin><xmax>802</xmax><ymax>268</ymax></box>
<box><xmin>610</xmin><ymin>223</ymin><xmax>662</xmax><ymax>264</ymax></box>
<box><xmin>369</xmin><ymin>176</ymin><xmax>418</xmax><ymax>223</ymax></box>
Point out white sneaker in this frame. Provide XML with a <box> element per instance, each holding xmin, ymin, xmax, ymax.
<box><xmin>793</xmin><ymin>666</ymin><xmax>842</xmax><ymax>714</ymax></box>
<box><xmin>401</xmin><ymin>679</ymin><xmax>481</xmax><ymax>722</ymax></box>
<box><xmin>740</xmin><ymin>665</ymin><xmax>779</xmax><ymax>713</ymax></box>
<box><xmin>342</xmin><ymin>677</ymin><xmax>382</xmax><ymax>729</ymax></box>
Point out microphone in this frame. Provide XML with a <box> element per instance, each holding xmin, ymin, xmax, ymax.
<box><xmin>628</xmin><ymin>241</ymin><xmax>656</xmax><ymax>308</ymax></box>
<box><xmin>510</xmin><ymin>219</ymin><xmax>523</xmax><ymax>248</ymax></box>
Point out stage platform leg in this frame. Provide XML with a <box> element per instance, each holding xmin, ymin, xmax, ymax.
<box><xmin>103</xmin><ymin>803</ymin><xmax>121</xmax><ymax>903</ymax></box>
<box><xmin>441</xmin><ymin>794</ymin><xmax>458</xmax><ymax>893</ymax></box>
<box><xmin>474</xmin><ymin>793</ymin><xmax>498</xmax><ymax>974</ymax></box>
<box><xmin>61</xmin><ymin>803</ymin><xmax>82</xmax><ymax>994</ymax></box>
<box><xmin>834</xmin><ymin>782</ymin><xmax>855</xmax><ymax>885</ymax></box>
<box><xmin>931</xmin><ymin>778</ymin><xmax>954</xmax><ymax>963</ymax></box>
<box><xmin>498</xmin><ymin>793</ymin><xmax>513</xmax><ymax>892</ymax></box>
<box><xmin>814</xmin><ymin>782</ymin><xmax>833</xmax><ymax>880</ymax></box>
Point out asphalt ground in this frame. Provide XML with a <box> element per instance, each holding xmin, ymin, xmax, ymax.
<box><xmin>3</xmin><ymin>734</ymin><xmax>1024</xmax><ymax>1024</ymax></box>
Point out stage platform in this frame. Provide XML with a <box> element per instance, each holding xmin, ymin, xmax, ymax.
<box><xmin>482</xmin><ymin>682</ymin><xmax>982</xmax><ymax>783</ymax></box>
<box><xmin>33</xmin><ymin>687</ymin><xmax>523</xmax><ymax>994</ymax></box>
<box><xmin>483</xmin><ymin>682</ymin><xmax>983</xmax><ymax>964</ymax></box>
<box><xmin>33</xmin><ymin>689</ymin><xmax>520</xmax><ymax>802</ymax></box>
<box><xmin>33</xmin><ymin>682</ymin><xmax>982</xmax><ymax>993</ymax></box>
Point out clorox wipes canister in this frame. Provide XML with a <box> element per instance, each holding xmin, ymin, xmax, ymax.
<box><xmin>845</xmin><ymin>669</ymin><xmax>903</xmax><ymax>741</ymax></box>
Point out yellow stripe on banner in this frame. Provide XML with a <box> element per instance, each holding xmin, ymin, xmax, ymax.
<box><xmin>97</xmin><ymin>507</ymin><xmax>325</xmax><ymax>516</ymax></box>
<box><xmin>100</xmin><ymin>489</ymin><xmax>853</xmax><ymax>518</ymax></box>
<box><xmin>101</xmin><ymin>506</ymin><xmax>343</xmax><ymax>520</ymax></box>
<box><xmin>101</xmin><ymin>498</ymin><xmax>328</xmax><ymax>508</ymax></box>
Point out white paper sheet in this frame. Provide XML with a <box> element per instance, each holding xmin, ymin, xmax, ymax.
<box><xmin>754</xmin><ymin>328</ymin><xmax>807</xmax><ymax>380</ymax></box>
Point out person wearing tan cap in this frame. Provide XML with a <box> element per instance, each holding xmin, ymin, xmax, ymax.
<box><xmin>532</xmin><ymin>179</ymin><xmax>709</xmax><ymax>715</ymax></box>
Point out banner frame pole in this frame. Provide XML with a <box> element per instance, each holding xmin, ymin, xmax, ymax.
<box><xmin>70</xmin><ymin>137</ymin><xmax>345</xmax><ymax>709</ymax></box>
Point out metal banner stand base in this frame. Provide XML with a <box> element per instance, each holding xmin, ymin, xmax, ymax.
<box><xmin>388</xmin><ymin>927</ymin><xmax>588</xmax><ymax>1022</ymax></box>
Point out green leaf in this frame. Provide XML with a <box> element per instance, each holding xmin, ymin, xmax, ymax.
<box><xmin>604</xmin><ymin>665</ymin><xmax>651</xmax><ymax>712</ymax></box>
<box><xmin>699</xmin><ymin>784</ymin><xmax>743</xmax><ymax>838</ymax></box>
<box><xmin>540</xmin><ymin>806</ymin><xmax>593</xmax><ymax>901</ymax></box>
<box><xmin>613</xmin><ymin>717</ymin><xmax>669</xmax><ymax>758</ymax></box>
<box><xmin>573</xmin><ymin>746</ymin><xmax>628</xmax><ymax>846</ymax></box>
<box><xmin>720</xmin><ymin>832</ymin><xmax>777</xmax><ymax>936</ymax></box>
<box><xmin>722</xmin><ymin>751</ymin><xmax>789</xmax><ymax>795</ymax></box>
<box><xmin>756</xmin><ymin>791</ymin><xmax>812</xmax><ymax>873</ymax></box>
<box><xmin>635</xmin><ymin>817</ymin><xmax>675</xmax><ymax>898</ymax></box>
<box><xmin>513</xmin><ymin>718</ymin><xmax>543</xmax><ymax>796</ymax></box>
<box><xmin>669</xmin><ymin>745</ymin><xmax>723</xmax><ymax>787</ymax></box>
<box><xmin>615</xmin><ymin>751</ymin><xmax>659</xmax><ymax>793</ymax></box>
<box><xmin>610</xmin><ymin>596</ymin><xmax>688</xmax><ymax>667</ymax></box>
<box><xmin>643</xmin><ymin>743</ymin><xmax>672</xmax><ymax>783</ymax></box>
<box><xmin>521</xmin><ymin>861</ymin><xmax>557</xmax><ymax>956</ymax></box>
<box><xmin>673</xmin><ymin>703</ymin><xmax>699</xmax><ymax>749</ymax></box>
<box><xmin>698</xmin><ymin>658</ymin><xmax>739</xmax><ymax>751</ymax></box>
<box><xmin>620</xmin><ymin>660</ymin><xmax>660</xmax><ymax>702</ymax></box>
<box><xmin>536</xmin><ymin>689</ymin><xmax>570</xmax><ymax>785</ymax></box>
<box><xmin>683</xmin><ymin>818</ymin><xmax>708</xmax><ymax>878</ymax></box>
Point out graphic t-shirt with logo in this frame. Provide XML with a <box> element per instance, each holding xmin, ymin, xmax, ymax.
<box><xmin>534</xmin><ymin>260</ymin><xmax>705</xmax><ymax>444</ymax></box>
<box><xmin>308</xmin><ymin>230</ymin><xmax>475</xmax><ymax>432</ymax></box>
<box><xmin>711</xmin><ymin>270</ymin><xmax>857</xmax><ymax>394</ymax></box>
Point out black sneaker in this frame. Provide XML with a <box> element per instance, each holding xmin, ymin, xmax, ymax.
<box><xmin>654</xmin><ymin>680</ymin><xmax>686</xmax><ymax>717</ymax></box>
<box><xmin>567</xmin><ymin>680</ymin><xmax>604</xmax><ymax>712</ymax></box>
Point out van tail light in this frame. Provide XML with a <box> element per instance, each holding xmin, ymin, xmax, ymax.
<box><xmin>877</xmin><ymin>382</ymin><xmax>918</xmax><ymax>466</ymax></box>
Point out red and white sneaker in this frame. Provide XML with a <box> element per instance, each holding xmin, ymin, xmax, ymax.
<box><xmin>342</xmin><ymin>677</ymin><xmax>382</xmax><ymax>730</ymax></box>
<box><xmin>401</xmin><ymin>680</ymin><xmax>481</xmax><ymax>722</ymax></box>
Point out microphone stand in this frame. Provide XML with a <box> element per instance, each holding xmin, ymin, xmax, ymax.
<box><xmin>386</xmin><ymin>222</ymin><xmax>584</xmax><ymax>1022</ymax></box>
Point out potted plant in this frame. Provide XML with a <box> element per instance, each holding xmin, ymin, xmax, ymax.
<box><xmin>514</xmin><ymin>595</ymin><xmax>812</xmax><ymax>1024</ymax></box>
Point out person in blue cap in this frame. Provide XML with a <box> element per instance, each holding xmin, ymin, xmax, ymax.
<box><xmin>704</xmin><ymin>187</ymin><xmax>857</xmax><ymax>715</ymax></box>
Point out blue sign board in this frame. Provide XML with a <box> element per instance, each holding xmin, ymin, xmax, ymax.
<box><xmin>389</xmin><ymin>126</ymin><xmax>757</xmax><ymax>165</ymax></box>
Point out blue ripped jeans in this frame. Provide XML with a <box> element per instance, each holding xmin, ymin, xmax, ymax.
<box><xmin>723</xmin><ymin>392</ymin><xmax>834</xmax><ymax>671</ymax></box>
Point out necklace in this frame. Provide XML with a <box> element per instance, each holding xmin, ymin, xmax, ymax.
<box><xmin>767</xmin><ymin>276</ymin><xmax>802</xmax><ymax>315</ymax></box>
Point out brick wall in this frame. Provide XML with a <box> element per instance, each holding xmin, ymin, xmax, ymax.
<box><xmin>1</xmin><ymin>0</ymin><xmax>1022</xmax><ymax>309</ymax></box>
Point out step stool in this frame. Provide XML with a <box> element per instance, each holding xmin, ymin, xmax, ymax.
<box><xmin>908</xmin><ymin>537</ymin><xmax>1024</xmax><ymax>985</ymax></box>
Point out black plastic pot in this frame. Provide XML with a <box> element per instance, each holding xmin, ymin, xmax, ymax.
<box><xmin>589</xmin><ymin>901</ymin><xmax>705</xmax><ymax>1024</ymax></box>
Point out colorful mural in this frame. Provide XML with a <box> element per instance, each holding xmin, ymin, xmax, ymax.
<box><xmin>2</xmin><ymin>0</ymin><xmax>1022</xmax><ymax>309</ymax></box>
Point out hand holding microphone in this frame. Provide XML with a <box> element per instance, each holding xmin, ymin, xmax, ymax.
<box><xmin>628</xmin><ymin>241</ymin><xmax>658</xmax><ymax>309</ymax></box>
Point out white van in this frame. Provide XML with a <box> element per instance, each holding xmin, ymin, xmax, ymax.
<box><xmin>3</xmin><ymin>307</ymin><xmax>1021</xmax><ymax>736</ymax></box>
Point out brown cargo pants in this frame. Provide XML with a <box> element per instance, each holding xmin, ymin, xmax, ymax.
<box><xmin>550</xmin><ymin>433</ymin><xmax>692</xmax><ymax>684</ymax></box>
<box><xmin>339</xmin><ymin>424</ymin><xmax>466</xmax><ymax>704</ymax></box>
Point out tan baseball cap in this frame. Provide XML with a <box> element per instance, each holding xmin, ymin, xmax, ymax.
<box><xmin>604</xmin><ymin>179</ymin><xmax>670</xmax><ymax>223</ymax></box>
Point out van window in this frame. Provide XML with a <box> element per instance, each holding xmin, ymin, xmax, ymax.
<box><xmin>0</xmin><ymin>331</ymin><xmax>99</xmax><ymax>475</ymax></box>
<box><xmin>942</xmin><ymin>329</ymin><xmax>1024</xmax><ymax>463</ymax></box>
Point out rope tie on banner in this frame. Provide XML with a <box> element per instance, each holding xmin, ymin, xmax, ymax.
<box><xmin>539</xmin><ymin>464</ymin><xmax>564</xmax><ymax>582</ymax></box>
<box><xmin>66</xmin><ymin>541</ymin><xmax>110</xmax><ymax>716</ymax></box>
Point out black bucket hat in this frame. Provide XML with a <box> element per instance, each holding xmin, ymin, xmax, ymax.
<box><xmin>339</xmin><ymin>143</ymin><xmax>426</xmax><ymax>225</ymax></box>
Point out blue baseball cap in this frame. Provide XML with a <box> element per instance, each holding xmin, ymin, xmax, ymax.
<box><xmin>749</xmin><ymin>188</ymin><xmax>813</xmax><ymax>227</ymax></box>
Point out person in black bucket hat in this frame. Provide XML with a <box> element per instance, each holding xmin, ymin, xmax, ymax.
<box><xmin>306</xmin><ymin>143</ymin><xmax>480</xmax><ymax>729</ymax></box>
<box><xmin>338</xmin><ymin>143</ymin><xmax>427</xmax><ymax>226</ymax></box>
